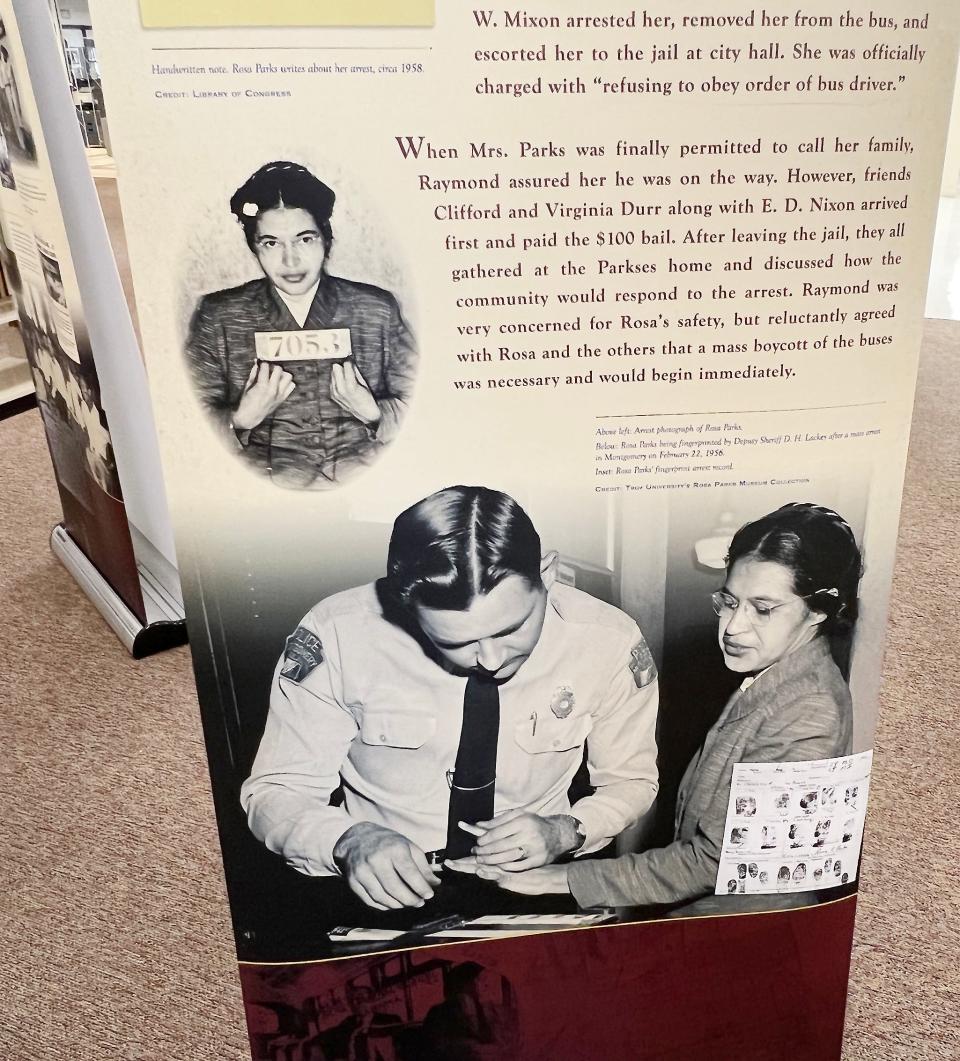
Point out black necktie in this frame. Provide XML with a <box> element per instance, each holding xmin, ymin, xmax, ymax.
<box><xmin>445</xmin><ymin>674</ymin><xmax>500</xmax><ymax>859</ymax></box>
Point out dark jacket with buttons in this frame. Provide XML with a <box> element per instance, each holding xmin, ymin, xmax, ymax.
<box><xmin>568</xmin><ymin>637</ymin><xmax>853</xmax><ymax>909</ymax></box>
<box><xmin>186</xmin><ymin>273</ymin><xmax>416</xmax><ymax>488</ymax></box>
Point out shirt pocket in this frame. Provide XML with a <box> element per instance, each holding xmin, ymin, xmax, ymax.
<box><xmin>513</xmin><ymin>713</ymin><xmax>592</xmax><ymax>755</ymax></box>
<box><xmin>360</xmin><ymin>711</ymin><xmax>436</xmax><ymax>749</ymax></box>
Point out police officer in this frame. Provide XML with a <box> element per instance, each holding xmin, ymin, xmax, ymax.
<box><xmin>241</xmin><ymin>486</ymin><xmax>659</xmax><ymax>911</ymax></box>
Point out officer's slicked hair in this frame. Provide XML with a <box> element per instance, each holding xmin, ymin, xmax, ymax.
<box><xmin>386</xmin><ymin>486</ymin><xmax>543</xmax><ymax>611</ymax></box>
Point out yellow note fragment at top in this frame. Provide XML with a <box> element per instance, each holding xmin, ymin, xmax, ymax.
<box><xmin>139</xmin><ymin>0</ymin><xmax>435</xmax><ymax>28</ymax></box>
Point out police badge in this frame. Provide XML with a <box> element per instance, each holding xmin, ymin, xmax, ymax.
<box><xmin>550</xmin><ymin>685</ymin><xmax>576</xmax><ymax>719</ymax></box>
<box><xmin>280</xmin><ymin>626</ymin><xmax>324</xmax><ymax>683</ymax></box>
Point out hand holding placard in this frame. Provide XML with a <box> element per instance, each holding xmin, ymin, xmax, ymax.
<box><xmin>233</xmin><ymin>361</ymin><xmax>295</xmax><ymax>431</ymax></box>
<box><xmin>331</xmin><ymin>361</ymin><xmax>381</xmax><ymax>426</ymax></box>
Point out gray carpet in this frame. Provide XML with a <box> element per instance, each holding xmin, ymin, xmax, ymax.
<box><xmin>1</xmin><ymin>320</ymin><xmax>958</xmax><ymax>1060</ymax></box>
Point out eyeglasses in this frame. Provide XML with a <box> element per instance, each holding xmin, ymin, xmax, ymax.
<box><xmin>711</xmin><ymin>587</ymin><xmax>838</xmax><ymax>627</ymax></box>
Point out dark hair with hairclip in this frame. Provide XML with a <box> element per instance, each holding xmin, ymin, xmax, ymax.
<box><xmin>727</xmin><ymin>503</ymin><xmax>863</xmax><ymax>672</ymax></box>
<box><xmin>229</xmin><ymin>161</ymin><xmax>335</xmax><ymax>251</ymax></box>
<box><xmin>385</xmin><ymin>486</ymin><xmax>543</xmax><ymax>612</ymax></box>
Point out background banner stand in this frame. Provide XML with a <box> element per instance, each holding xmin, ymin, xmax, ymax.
<box><xmin>93</xmin><ymin>1</ymin><xmax>959</xmax><ymax>1057</ymax></box>
<box><xmin>50</xmin><ymin>523</ymin><xmax>186</xmax><ymax>658</ymax></box>
<box><xmin>0</xmin><ymin>0</ymin><xmax>186</xmax><ymax>657</ymax></box>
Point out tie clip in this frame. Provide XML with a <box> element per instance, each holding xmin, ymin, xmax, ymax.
<box><xmin>446</xmin><ymin>770</ymin><xmax>496</xmax><ymax>792</ymax></box>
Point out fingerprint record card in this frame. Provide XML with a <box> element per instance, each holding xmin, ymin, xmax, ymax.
<box><xmin>715</xmin><ymin>751</ymin><xmax>872</xmax><ymax>896</ymax></box>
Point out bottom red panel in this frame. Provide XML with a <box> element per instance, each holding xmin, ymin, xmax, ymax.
<box><xmin>239</xmin><ymin>896</ymin><xmax>856</xmax><ymax>1061</ymax></box>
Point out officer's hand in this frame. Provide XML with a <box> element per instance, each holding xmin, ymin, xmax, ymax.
<box><xmin>330</xmin><ymin>361</ymin><xmax>381</xmax><ymax>426</ymax></box>
<box><xmin>447</xmin><ymin>860</ymin><xmax>573</xmax><ymax>896</ymax></box>
<box><xmin>333</xmin><ymin>822</ymin><xmax>441</xmax><ymax>911</ymax></box>
<box><xmin>471</xmin><ymin>811</ymin><xmax>580</xmax><ymax>869</ymax></box>
<box><xmin>233</xmin><ymin>361</ymin><xmax>295</xmax><ymax>431</ymax></box>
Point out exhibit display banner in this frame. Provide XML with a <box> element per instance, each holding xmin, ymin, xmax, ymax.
<box><xmin>0</xmin><ymin>0</ymin><xmax>148</xmax><ymax>620</ymax></box>
<box><xmin>92</xmin><ymin>1</ymin><xmax>958</xmax><ymax>1057</ymax></box>
<box><xmin>0</xmin><ymin>0</ymin><xmax>186</xmax><ymax>652</ymax></box>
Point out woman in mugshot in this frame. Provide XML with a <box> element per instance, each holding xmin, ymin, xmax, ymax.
<box><xmin>186</xmin><ymin>161</ymin><xmax>417</xmax><ymax>488</ymax></box>
<box><xmin>452</xmin><ymin>502</ymin><xmax>863</xmax><ymax>913</ymax></box>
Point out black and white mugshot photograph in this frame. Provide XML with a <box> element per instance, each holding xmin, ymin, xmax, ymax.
<box><xmin>182</xmin><ymin>471</ymin><xmax>877</xmax><ymax>963</ymax></box>
<box><xmin>183</xmin><ymin>159</ymin><xmax>418</xmax><ymax>490</ymax></box>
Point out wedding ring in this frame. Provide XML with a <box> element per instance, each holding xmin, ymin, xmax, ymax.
<box><xmin>517</xmin><ymin>845</ymin><xmax>526</xmax><ymax>860</ymax></box>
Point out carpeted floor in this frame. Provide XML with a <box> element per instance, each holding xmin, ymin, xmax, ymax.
<box><xmin>1</xmin><ymin>321</ymin><xmax>958</xmax><ymax>1060</ymax></box>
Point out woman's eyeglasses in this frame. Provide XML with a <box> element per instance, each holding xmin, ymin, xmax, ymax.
<box><xmin>711</xmin><ymin>587</ymin><xmax>838</xmax><ymax>626</ymax></box>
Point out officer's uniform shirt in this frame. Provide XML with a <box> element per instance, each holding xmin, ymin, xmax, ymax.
<box><xmin>241</xmin><ymin>581</ymin><xmax>660</xmax><ymax>876</ymax></box>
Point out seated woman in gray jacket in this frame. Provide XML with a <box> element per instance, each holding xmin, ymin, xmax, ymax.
<box><xmin>450</xmin><ymin>502</ymin><xmax>863</xmax><ymax>913</ymax></box>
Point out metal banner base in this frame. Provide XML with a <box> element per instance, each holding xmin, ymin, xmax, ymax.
<box><xmin>50</xmin><ymin>523</ymin><xmax>187</xmax><ymax>658</ymax></box>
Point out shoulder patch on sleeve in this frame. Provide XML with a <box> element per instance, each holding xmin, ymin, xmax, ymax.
<box><xmin>280</xmin><ymin>626</ymin><xmax>324</xmax><ymax>683</ymax></box>
<box><xmin>628</xmin><ymin>636</ymin><xmax>658</xmax><ymax>689</ymax></box>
